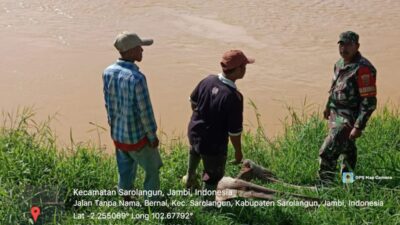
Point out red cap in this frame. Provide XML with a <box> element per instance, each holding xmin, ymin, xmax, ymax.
<box><xmin>221</xmin><ymin>50</ymin><xmax>255</xmax><ymax>70</ymax></box>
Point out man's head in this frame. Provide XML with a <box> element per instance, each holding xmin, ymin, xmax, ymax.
<box><xmin>220</xmin><ymin>50</ymin><xmax>255</xmax><ymax>81</ymax></box>
<box><xmin>114</xmin><ymin>32</ymin><xmax>153</xmax><ymax>62</ymax></box>
<box><xmin>338</xmin><ymin>31</ymin><xmax>360</xmax><ymax>62</ymax></box>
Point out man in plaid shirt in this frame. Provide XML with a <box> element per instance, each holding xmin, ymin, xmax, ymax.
<box><xmin>103</xmin><ymin>32</ymin><xmax>162</xmax><ymax>200</ymax></box>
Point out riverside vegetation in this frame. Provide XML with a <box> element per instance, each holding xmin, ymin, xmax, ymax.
<box><xmin>0</xmin><ymin>103</ymin><xmax>399</xmax><ymax>225</ymax></box>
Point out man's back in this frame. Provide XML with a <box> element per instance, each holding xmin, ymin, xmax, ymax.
<box><xmin>103</xmin><ymin>59</ymin><xmax>156</xmax><ymax>144</ymax></box>
<box><xmin>188</xmin><ymin>75</ymin><xmax>243</xmax><ymax>155</ymax></box>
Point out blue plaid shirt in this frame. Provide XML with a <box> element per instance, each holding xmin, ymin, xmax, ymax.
<box><xmin>103</xmin><ymin>59</ymin><xmax>157</xmax><ymax>144</ymax></box>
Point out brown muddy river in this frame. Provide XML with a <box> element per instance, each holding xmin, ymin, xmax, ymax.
<box><xmin>1</xmin><ymin>0</ymin><xmax>399</xmax><ymax>152</ymax></box>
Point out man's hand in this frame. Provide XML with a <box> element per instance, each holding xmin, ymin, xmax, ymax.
<box><xmin>149</xmin><ymin>137</ymin><xmax>159</xmax><ymax>148</ymax></box>
<box><xmin>323</xmin><ymin>108</ymin><xmax>330</xmax><ymax>120</ymax></box>
<box><xmin>349</xmin><ymin>128</ymin><xmax>362</xmax><ymax>140</ymax></box>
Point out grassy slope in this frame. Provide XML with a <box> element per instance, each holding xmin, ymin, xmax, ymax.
<box><xmin>0</xmin><ymin>107</ymin><xmax>399</xmax><ymax>225</ymax></box>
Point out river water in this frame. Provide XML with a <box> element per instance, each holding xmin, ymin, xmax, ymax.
<box><xmin>1</xmin><ymin>0</ymin><xmax>399</xmax><ymax>152</ymax></box>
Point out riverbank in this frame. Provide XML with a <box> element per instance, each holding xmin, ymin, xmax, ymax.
<box><xmin>0</xmin><ymin>106</ymin><xmax>399</xmax><ymax>224</ymax></box>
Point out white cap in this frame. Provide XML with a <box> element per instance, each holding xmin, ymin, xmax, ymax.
<box><xmin>114</xmin><ymin>32</ymin><xmax>153</xmax><ymax>52</ymax></box>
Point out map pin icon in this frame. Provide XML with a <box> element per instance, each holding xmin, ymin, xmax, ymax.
<box><xmin>31</xmin><ymin>206</ymin><xmax>40</xmax><ymax>223</ymax></box>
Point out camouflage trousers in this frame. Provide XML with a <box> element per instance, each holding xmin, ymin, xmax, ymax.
<box><xmin>318</xmin><ymin>110</ymin><xmax>357</xmax><ymax>182</ymax></box>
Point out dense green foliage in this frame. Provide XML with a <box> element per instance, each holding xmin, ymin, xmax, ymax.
<box><xmin>0</xmin><ymin>107</ymin><xmax>399</xmax><ymax>224</ymax></box>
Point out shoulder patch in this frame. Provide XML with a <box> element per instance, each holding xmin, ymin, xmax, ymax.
<box><xmin>357</xmin><ymin>67</ymin><xmax>376</xmax><ymax>97</ymax></box>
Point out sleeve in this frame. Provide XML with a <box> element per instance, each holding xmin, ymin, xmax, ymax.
<box><xmin>326</xmin><ymin>64</ymin><xmax>336</xmax><ymax>109</ymax></box>
<box><xmin>354</xmin><ymin>66</ymin><xmax>377</xmax><ymax>130</ymax></box>
<box><xmin>189</xmin><ymin>80</ymin><xmax>202</xmax><ymax>105</ymax></box>
<box><xmin>135</xmin><ymin>76</ymin><xmax>158</xmax><ymax>142</ymax></box>
<box><xmin>102</xmin><ymin>73</ymin><xmax>112</xmax><ymax>126</ymax></box>
<box><xmin>227</xmin><ymin>92</ymin><xmax>244</xmax><ymax>136</ymax></box>
<box><xmin>325</xmin><ymin>97</ymin><xmax>331</xmax><ymax>110</ymax></box>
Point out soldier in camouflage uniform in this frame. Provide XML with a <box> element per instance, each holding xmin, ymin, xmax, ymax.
<box><xmin>318</xmin><ymin>31</ymin><xmax>377</xmax><ymax>183</ymax></box>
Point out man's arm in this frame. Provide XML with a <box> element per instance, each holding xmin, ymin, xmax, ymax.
<box><xmin>189</xmin><ymin>80</ymin><xmax>203</xmax><ymax>111</ymax></box>
<box><xmin>350</xmin><ymin>66</ymin><xmax>377</xmax><ymax>139</ymax></box>
<box><xmin>189</xmin><ymin>98</ymin><xmax>197</xmax><ymax>111</ymax></box>
<box><xmin>324</xmin><ymin>64</ymin><xmax>337</xmax><ymax>120</ymax></box>
<box><xmin>323</xmin><ymin>98</ymin><xmax>331</xmax><ymax>120</ymax></box>
<box><xmin>227</xmin><ymin>93</ymin><xmax>244</xmax><ymax>164</ymax></box>
<box><xmin>135</xmin><ymin>76</ymin><xmax>158</xmax><ymax>147</ymax></box>
<box><xmin>354</xmin><ymin>97</ymin><xmax>377</xmax><ymax>130</ymax></box>
<box><xmin>102</xmin><ymin>73</ymin><xmax>112</xmax><ymax>126</ymax></box>
<box><xmin>229</xmin><ymin>134</ymin><xmax>243</xmax><ymax>164</ymax></box>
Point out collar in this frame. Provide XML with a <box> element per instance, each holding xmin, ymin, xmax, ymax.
<box><xmin>353</xmin><ymin>51</ymin><xmax>362</xmax><ymax>62</ymax></box>
<box><xmin>117</xmin><ymin>59</ymin><xmax>139</xmax><ymax>70</ymax></box>
<box><xmin>218</xmin><ymin>73</ymin><xmax>237</xmax><ymax>89</ymax></box>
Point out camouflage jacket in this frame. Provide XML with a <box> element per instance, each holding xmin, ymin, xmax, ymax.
<box><xmin>326</xmin><ymin>52</ymin><xmax>377</xmax><ymax>130</ymax></box>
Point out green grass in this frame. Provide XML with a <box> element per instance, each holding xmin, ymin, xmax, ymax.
<box><xmin>0</xmin><ymin>105</ymin><xmax>399</xmax><ymax>225</ymax></box>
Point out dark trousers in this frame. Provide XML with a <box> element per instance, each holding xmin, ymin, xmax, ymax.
<box><xmin>186</xmin><ymin>146</ymin><xmax>227</xmax><ymax>193</ymax></box>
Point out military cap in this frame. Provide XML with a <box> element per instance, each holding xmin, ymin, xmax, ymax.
<box><xmin>338</xmin><ymin>31</ymin><xmax>359</xmax><ymax>44</ymax></box>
